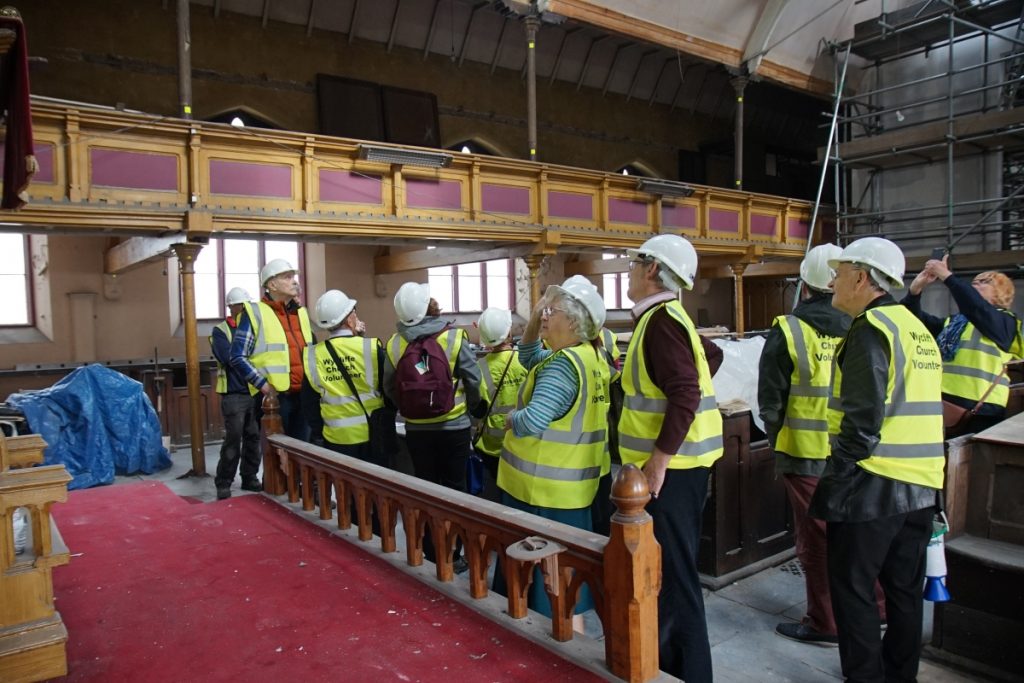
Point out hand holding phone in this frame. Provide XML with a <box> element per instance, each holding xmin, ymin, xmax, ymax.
<box><xmin>931</xmin><ymin>247</ymin><xmax>946</xmax><ymax>261</ymax></box>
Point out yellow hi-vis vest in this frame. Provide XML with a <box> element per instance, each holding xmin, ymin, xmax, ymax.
<box><xmin>242</xmin><ymin>301</ymin><xmax>313</xmax><ymax>395</ymax></box>
<box><xmin>941</xmin><ymin>311</ymin><xmax>1018</xmax><ymax>408</ymax></box>
<box><xmin>828</xmin><ymin>305</ymin><xmax>945</xmax><ymax>489</ymax></box>
<box><xmin>619</xmin><ymin>299</ymin><xmax>724</xmax><ymax>469</ymax></box>
<box><xmin>210</xmin><ymin>320</ymin><xmax>233</xmax><ymax>394</ymax></box>
<box><xmin>476</xmin><ymin>349</ymin><xmax>528</xmax><ymax>458</ymax></box>
<box><xmin>304</xmin><ymin>335</ymin><xmax>384</xmax><ymax>445</ymax></box>
<box><xmin>498</xmin><ymin>343</ymin><xmax>610</xmax><ymax>509</ymax></box>
<box><xmin>773</xmin><ymin>315</ymin><xmax>841</xmax><ymax>459</ymax></box>
<box><xmin>385</xmin><ymin>328</ymin><xmax>468</xmax><ymax>424</ymax></box>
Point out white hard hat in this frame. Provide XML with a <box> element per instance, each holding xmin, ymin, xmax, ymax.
<box><xmin>478</xmin><ymin>307</ymin><xmax>512</xmax><ymax>347</ymax></box>
<box><xmin>800</xmin><ymin>243</ymin><xmax>843</xmax><ymax>292</ymax></box>
<box><xmin>394</xmin><ymin>282</ymin><xmax>432</xmax><ymax>326</ymax></box>
<box><xmin>260</xmin><ymin>258</ymin><xmax>297</xmax><ymax>286</ymax></box>
<box><xmin>546</xmin><ymin>275</ymin><xmax>607</xmax><ymax>338</ymax></box>
<box><xmin>829</xmin><ymin>237</ymin><xmax>905</xmax><ymax>291</ymax></box>
<box><xmin>315</xmin><ymin>289</ymin><xmax>357</xmax><ymax>329</ymax></box>
<box><xmin>225</xmin><ymin>287</ymin><xmax>251</xmax><ymax>306</ymax></box>
<box><xmin>627</xmin><ymin>234</ymin><xmax>698</xmax><ymax>291</ymax></box>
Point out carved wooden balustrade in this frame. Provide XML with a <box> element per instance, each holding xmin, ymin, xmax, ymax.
<box><xmin>261</xmin><ymin>396</ymin><xmax>661</xmax><ymax>682</ymax></box>
<box><xmin>0</xmin><ymin>432</ymin><xmax>71</xmax><ymax>683</ymax></box>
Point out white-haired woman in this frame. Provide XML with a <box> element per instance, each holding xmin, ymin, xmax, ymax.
<box><xmin>494</xmin><ymin>275</ymin><xmax>610</xmax><ymax>622</ymax></box>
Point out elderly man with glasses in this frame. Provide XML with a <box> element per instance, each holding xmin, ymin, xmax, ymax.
<box><xmin>619</xmin><ymin>234</ymin><xmax>724</xmax><ymax>683</ymax></box>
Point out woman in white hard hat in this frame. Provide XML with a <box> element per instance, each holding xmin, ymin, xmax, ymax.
<box><xmin>493</xmin><ymin>275</ymin><xmax>610</xmax><ymax>625</ymax></box>
<box><xmin>473</xmin><ymin>307</ymin><xmax>527</xmax><ymax>484</ymax></box>
<box><xmin>905</xmin><ymin>255</ymin><xmax>1020</xmax><ymax>435</ymax></box>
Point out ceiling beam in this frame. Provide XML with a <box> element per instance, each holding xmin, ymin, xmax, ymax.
<box><xmin>601</xmin><ymin>43</ymin><xmax>627</xmax><ymax>96</ymax></box>
<box><xmin>626</xmin><ymin>49</ymin><xmax>658</xmax><ymax>103</ymax></box>
<box><xmin>374</xmin><ymin>243</ymin><xmax>536</xmax><ymax>274</ymax></box>
<box><xmin>576</xmin><ymin>35</ymin><xmax>611</xmax><ymax>92</ymax></box>
<box><xmin>104</xmin><ymin>235</ymin><xmax>187</xmax><ymax>275</ymax></box>
<box><xmin>387</xmin><ymin>0</ymin><xmax>402</xmax><ymax>52</ymax></box>
<box><xmin>548</xmin><ymin>27</ymin><xmax>580</xmax><ymax>85</ymax></box>
<box><xmin>742</xmin><ymin>0</ymin><xmax>790</xmax><ymax>76</ymax></box>
<box><xmin>648</xmin><ymin>57</ymin><xmax>673</xmax><ymax>107</ymax></box>
<box><xmin>490</xmin><ymin>17</ymin><xmax>509</xmax><ymax>74</ymax></box>
<box><xmin>423</xmin><ymin>0</ymin><xmax>442</xmax><ymax>60</ymax></box>
<box><xmin>459</xmin><ymin>3</ymin><xmax>487</xmax><ymax>68</ymax></box>
<box><xmin>348</xmin><ymin>0</ymin><xmax>361</xmax><ymax>44</ymax></box>
<box><xmin>306</xmin><ymin>0</ymin><xmax>317</xmax><ymax>38</ymax></box>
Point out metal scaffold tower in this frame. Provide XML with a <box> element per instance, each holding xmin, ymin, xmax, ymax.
<box><xmin>813</xmin><ymin>0</ymin><xmax>1024</xmax><ymax>261</ymax></box>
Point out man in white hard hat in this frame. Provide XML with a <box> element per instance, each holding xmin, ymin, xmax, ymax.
<box><xmin>758</xmin><ymin>243</ymin><xmax>859</xmax><ymax>645</ymax></box>
<box><xmin>303</xmin><ymin>289</ymin><xmax>388</xmax><ymax>464</ymax></box>
<box><xmin>210</xmin><ymin>287</ymin><xmax>261</xmax><ymax>500</ymax></box>
<box><xmin>383</xmin><ymin>282</ymin><xmax>483</xmax><ymax>569</ymax></box>
<box><xmin>474</xmin><ymin>307</ymin><xmax>527</xmax><ymax>484</ymax></box>
<box><xmin>229</xmin><ymin>258</ymin><xmax>314</xmax><ymax>443</ymax></box>
<box><xmin>808</xmin><ymin>237</ymin><xmax>944</xmax><ymax>683</ymax></box>
<box><xmin>619</xmin><ymin>234</ymin><xmax>724</xmax><ymax>682</ymax></box>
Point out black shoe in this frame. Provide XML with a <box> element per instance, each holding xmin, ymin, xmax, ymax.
<box><xmin>453</xmin><ymin>557</ymin><xmax>470</xmax><ymax>574</ymax></box>
<box><xmin>775</xmin><ymin>622</ymin><xmax>838</xmax><ymax>646</ymax></box>
<box><xmin>241</xmin><ymin>478</ymin><xmax>263</xmax><ymax>492</ymax></box>
<box><xmin>216</xmin><ymin>487</ymin><xmax>232</xmax><ymax>500</ymax></box>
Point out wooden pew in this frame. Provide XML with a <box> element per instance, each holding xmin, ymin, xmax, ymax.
<box><xmin>0</xmin><ymin>432</ymin><xmax>72</xmax><ymax>683</ymax></box>
<box><xmin>261</xmin><ymin>395</ymin><xmax>661</xmax><ymax>682</ymax></box>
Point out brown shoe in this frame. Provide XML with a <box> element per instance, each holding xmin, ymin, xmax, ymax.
<box><xmin>775</xmin><ymin>622</ymin><xmax>838</xmax><ymax>646</ymax></box>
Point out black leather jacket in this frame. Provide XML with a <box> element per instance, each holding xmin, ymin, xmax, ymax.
<box><xmin>808</xmin><ymin>295</ymin><xmax>939</xmax><ymax>523</ymax></box>
<box><xmin>758</xmin><ymin>291</ymin><xmax>850</xmax><ymax>476</ymax></box>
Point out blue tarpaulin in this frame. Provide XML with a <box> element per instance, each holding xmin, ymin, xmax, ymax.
<box><xmin>7</xmin><ymin>364</ymin><xmax>172</xmax><ymax>489</ymax></box>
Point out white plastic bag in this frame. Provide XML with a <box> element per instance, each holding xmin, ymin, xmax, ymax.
<box><xmin>710</xmin><ymin>336</ymin><xmax>766</xmax><ymax>433</ymax></box>
<box><xmin>13</xmin><ymin>507</ymin><xmax>27</xmax><ymax>555</ymax></box>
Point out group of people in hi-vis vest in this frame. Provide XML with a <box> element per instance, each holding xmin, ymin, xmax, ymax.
<box><xmin>759</xmin><ymin>236</ymin><xmax>1022</xmax><ymax>683</ymax></box>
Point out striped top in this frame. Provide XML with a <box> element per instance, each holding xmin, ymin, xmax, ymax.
<box><xmin>509</xmin><ymin>340</ymin><xmax>580</xmax><ymax>437</ymax></box>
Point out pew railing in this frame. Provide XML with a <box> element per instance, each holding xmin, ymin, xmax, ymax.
<box><xmin>0</xmin><ymin>431</ymin><xmax>71</xmax><ymax>683</ymax></box>
<box><xmin>261</xmin><ymin>396</ymin><xmax>661</xmax><ymax>683</ymax></box>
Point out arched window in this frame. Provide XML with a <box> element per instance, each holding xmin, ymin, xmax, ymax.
<box><xmin>205</xmin><ymin>109</ymin><xmax>280</xmax><ymax>130</ymax></box>
<box><xmin>448</xmin><ymin>139</ymin><xmax>500</xmax><ymax>156</ymax></box>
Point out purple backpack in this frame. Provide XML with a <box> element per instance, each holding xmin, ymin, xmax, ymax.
<box><xmin>395</xmin><ymin>331</ymin><xmax>458</xmax><ymax>419</ymax></box>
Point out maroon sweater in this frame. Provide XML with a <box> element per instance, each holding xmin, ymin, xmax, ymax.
<box><xmin>637</xmin><ymin>303</ymin><xmax>724</xmax><ymax>454</ymax></box>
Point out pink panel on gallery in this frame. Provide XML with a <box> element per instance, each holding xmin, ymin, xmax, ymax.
<box><xmin>709</xmin><ymin>208</ymin><xmax>739</xmax><ymax>233</ymax></box>
<box><xmin>481</xmin><ymin>183</ymin><xmax>530</xmax><ymax>214</ymax></box>
<box><xmin>547</xmin><ymin>190</ymin><xmax>593</xmax><ymax>219</ymax></box>
<box><xmin>210</xmin><ymin>159</ymin><xmax>292</xmax><ymax>197</ymax></box>
<box><xmin>662</xmin><ymin>203</ymin><xmax>697</xmax><ymax>230</ymax></box>
<box><xmin>406</xmin><ymin>178</ymin><xmax>461</xmax><ymax>209</ymax></box>
<box><xmin>608</xmin><ymin>197</ymin><xmax>648</xmax><ymax>224</ymax></box>
<box><xmin>788</xmin><ymin>218</ymin><xmax>810</xmax><ymax>239</ymax></box>
<box><xmin>91</xmin><ymin>148</ymin><xmax>178</xmax><ymax>191</ymax></box>
<box><xmin>0</xmin><ymin>142</ymin><xmax>55</xmax><ymax>183</ymax></box>
<box><xmin>750</xmin><ymin>214</ymin><xmax>777</xmax><ymax>236</ymax></box>
<box><xmin>319</xmin><ymin>169</ymin><xmax>382</xmax><ymax>204</ymax></box>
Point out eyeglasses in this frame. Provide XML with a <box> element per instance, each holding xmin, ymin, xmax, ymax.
<box><xmin>628</xmin><ymin>258</ymin><xmax>653</xmax><ymax>271</ymax></box>
<box><xmin>972</xmin><ymin>277</ymin><xmax>994</xmax><ymax>286</ymax></box>
<box><xmin>541</xmin><ymin>306</ymin><xmax>566</xmax><ymax>318</ymax></box>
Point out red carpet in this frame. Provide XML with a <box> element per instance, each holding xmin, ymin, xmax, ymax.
<box><xmin>51</xmin><ymin>482</ymin><xmax>599</xmax><ymax>682</ymax></box>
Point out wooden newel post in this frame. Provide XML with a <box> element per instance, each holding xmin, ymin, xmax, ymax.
<box><xmin>260</xmin><ymin>393</ymin><xmax>286</xmax><ymax>496</ymax></box>
<box><xmin>604</xmin><ymin>463</ymin><xmax>661</xmax><ymax>682</ymax></box>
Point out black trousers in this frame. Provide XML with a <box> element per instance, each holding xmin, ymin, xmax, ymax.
<box><xmin>215</xmin><ymin>393</ymin><xmax>261</xmax><ymax>489</ymax></box>
<box><xmin>253</xmin><ymin>390</ymin><xmax>310</xmax><ymax>442</ymax></box>
<box><xmin>827</xmin><ymin>507</ymin><xmax>934</xmax><ymax>683</ymax></box>
<box><xmin>406</xmin><ymin>428</ymin><xmax>470</xmax><ymax>562</ymax></box>
<box><xmin>327</xmin><ymin>440</ymin><xmax>381</xmax><ymax>535</ymax></box>
<box><xmin>647</xmin><ymin>467</ymin><xmax>713</xmax><ymax>683</ymax></box>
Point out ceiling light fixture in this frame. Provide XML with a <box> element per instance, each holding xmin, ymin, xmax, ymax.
<box><xmin>357</xmin><ymin>145</ymin><xmax>453</xmax><ymax>168</ymax></box>
<box><xmin>637</xmin><ymin>178</ymin><xmax>695</xmax><ymax>198</ymax></box>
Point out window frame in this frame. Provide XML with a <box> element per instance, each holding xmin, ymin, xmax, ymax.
<box><xmin>0</xmin><ymin>233</ymin><xmax>34</xmax><ymax>329</ymax></box>
<box><xmin>428</xmin><ymin>258</ymin><xmax>513</xmax><ymax>314</ymax></box>
<box><xmin>190</xmin><ymin>238</ymin><xmax>306</xmax><ymax>322</ymax></box>
<box><xmin>601</xmin><ymin>253</ymin><xmax>632</xmax><ymax>311</ymax></box>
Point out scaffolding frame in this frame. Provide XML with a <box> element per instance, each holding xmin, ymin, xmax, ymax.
<box><xmin>812</xmin><ymin>0</ymin><xmax>1024</xmax><ymax>259</ymax></box>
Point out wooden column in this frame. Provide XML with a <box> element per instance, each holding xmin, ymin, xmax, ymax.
<box><xmin>260</xmin><ymin>394</ymin><xmax>286</xmax><ymax>495</ymax></box>
<box><xmin>604</xmin><ymin>464</ymin><xmax>660</xmax><ymax>682</ymax></box>
<box><xmin>731</xmin><ymin>262</ymin><xmax>747</xmax><ymax>335</ymax></box>
<box><xmin>522</xmin><ymin>254</ymin><xmax>546</xmax><ymax>308</ymax></box>
<box><xmin>171</xmin><ymin>242</ymin><xmax>206</xmax><ymax>476</ymax></box>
